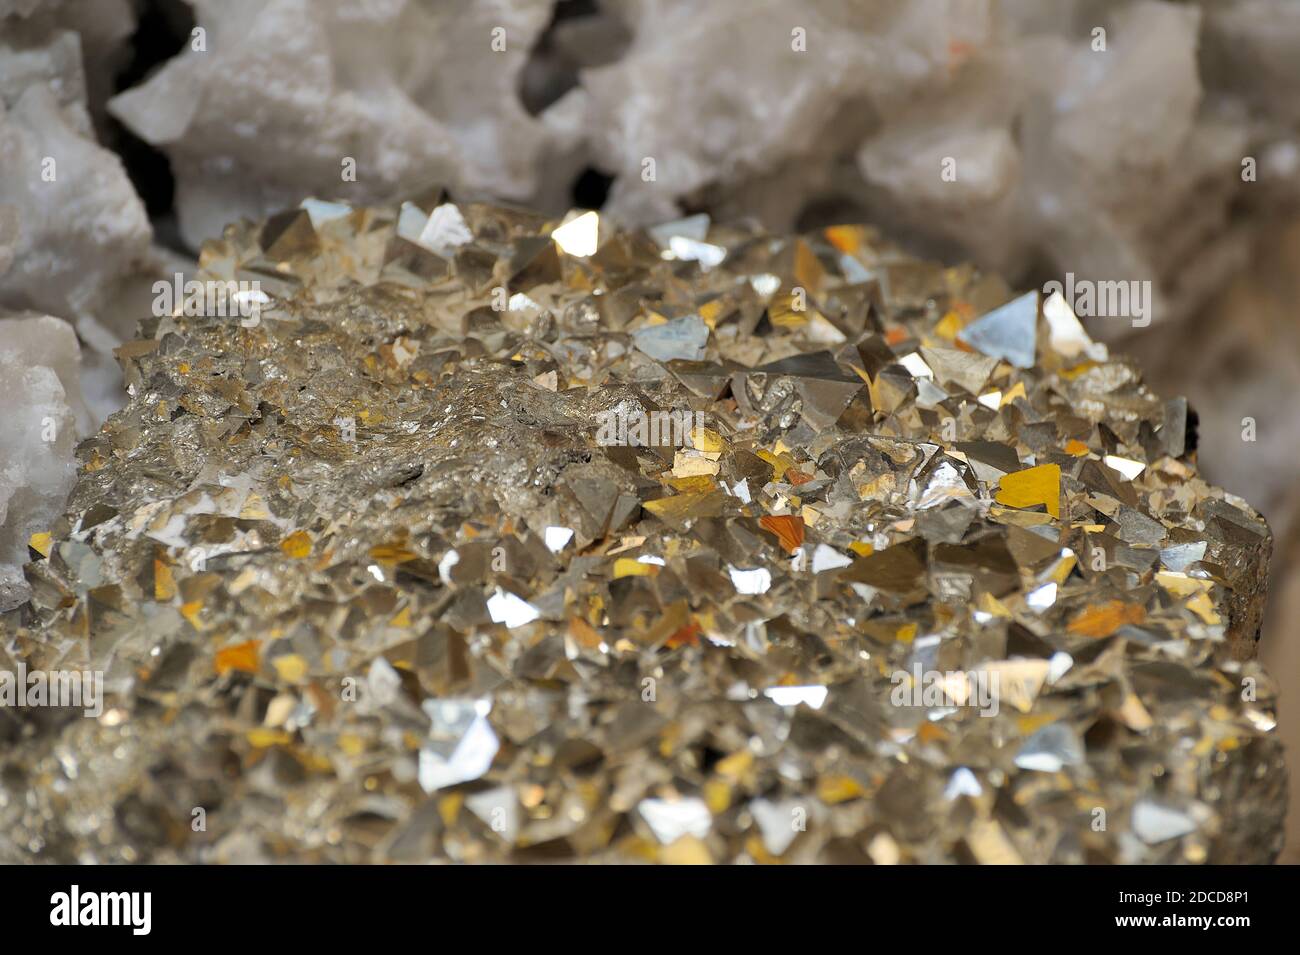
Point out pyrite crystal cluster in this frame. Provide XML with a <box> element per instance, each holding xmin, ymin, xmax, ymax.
<box><xmin>0</xmin><ymin>193</ymin><xmax>1284</xmax><ymax>864</ymax></box>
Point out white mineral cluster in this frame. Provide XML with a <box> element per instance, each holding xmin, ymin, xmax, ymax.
<box><xmin>0</xmin><ymin>0</ymin><xmax>137</xmax><ymax>120</ymax></box>
<box><xmin>581</xmin><ymin>0</ymin><xmax>1300</xmax><ymax>333</ymax></box>
<box><xmin>0</xmin><ymin>313</ymin><xmax>83</xmax><ymax>610</ymax></box>
<box><xmin>108</xmin><ymin>0</ymin><xmax>577</xmax><ymax>248</ymax></box>
<box><xmin>0</xmin><ymin>8</ymin><xmax>165</xmax><ymax>424</ymax></box>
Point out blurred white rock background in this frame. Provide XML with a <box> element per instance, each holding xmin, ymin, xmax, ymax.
<box><xmin>2</xmin><ymin>0</ymin><xmax>1300</xmax><ymax>856</ymax></box>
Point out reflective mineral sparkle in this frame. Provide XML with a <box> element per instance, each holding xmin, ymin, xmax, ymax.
<box><xmin>0</xmin><ymin>191</ymin><xmax>1284</xmax><ymax>863</ymax></box>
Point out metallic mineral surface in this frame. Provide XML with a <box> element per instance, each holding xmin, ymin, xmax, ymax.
<box><xmin>0</xmin><ymin>194</ymin><xmax>1285</xmax><ymax>863</ymax></box>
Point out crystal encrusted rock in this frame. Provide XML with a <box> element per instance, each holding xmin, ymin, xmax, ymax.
<box><xmin>0</xmin><ymin>198</ymin><xmax>1284</xmax><ymax>863</ymax></box>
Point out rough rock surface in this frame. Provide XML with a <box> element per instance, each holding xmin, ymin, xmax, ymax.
<box><xmin>0</xmin><ymin>199</ymin><xmax>1283</xmax><ymax>863</ymax></box>
<box><xmin>0</xmin><ymin>0</ymin><xmax>1296</xmax><ymax>860</ymax></box>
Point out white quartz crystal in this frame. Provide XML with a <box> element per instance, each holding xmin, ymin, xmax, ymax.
<box><xmin>0</xmin><ymin>19</ymin><xmax>160</xmax><ymax>426</ymax></box>
<box><xmin>0</xmin><ymin>24</ymin><xmax>152</xmax><ymax>320</ymax></box>
<box><xmin>109</xmin><ymin>0</ymin><xmax>572</xmax><ymax>249</ymax></box>
<box><xmin>0</xmin><ymin>313</ymin><xmax>82</xmax><ymax>610</ymax></box>
<box><xmin>0</xmin><ymin>0</ymin><xmax>137</xmax><ymax>122</ymax></box>
<box><xmin>576</xmin><ymin>0</ymin><xmax>1300</xmax><ymax>344</ymax></box>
